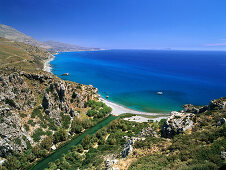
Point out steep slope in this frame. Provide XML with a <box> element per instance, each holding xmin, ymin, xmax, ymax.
<box><xmin>0</xmin><ymin>37</ymin><xmax>103</xmax><ymax>169</ymax></box>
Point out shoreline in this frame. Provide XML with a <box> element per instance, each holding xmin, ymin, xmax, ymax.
<box><xmin>99</xmin><ymin>97</ymin><xmax>170</xmax><ymax>118</ymax></box>
<box><xmin>43</xmin><ymin>54</ymin><xmax>55</xmax><ymax>72</ymax></box>
<box><xmin>44</xmin><ymin>51</ymin><xmax>170</xmax><ymax>119</ymax></box>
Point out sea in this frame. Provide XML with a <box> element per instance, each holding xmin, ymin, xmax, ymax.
<box><xmin>50</xmin><ymin>49</ymin><xmax>226</xmax><ymax>113</ymax></box>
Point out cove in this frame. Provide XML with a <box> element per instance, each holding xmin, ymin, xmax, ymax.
<box><xmin>51</xmin><ymin>50</ymin><xmax>226</xmax><ymax>113</ymax></box>
<box><xmin>31</xmin><ymin>115</ymin><xmax>118</xmax><ymax>170</ymax></box>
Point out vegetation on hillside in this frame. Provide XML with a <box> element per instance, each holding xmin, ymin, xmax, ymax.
<box><xmin>0</xmin><ymin>37</ymin><xmax>50</xmax><ymax>72</ymax></box>
<box><xmin>129</xmin><ymin>110</ymin><xmax>226</xmax><ymax>170</ymax></box>
<box><xmin>0</xmin><ymin>100</ymin><xmax>112</xmax><ymax>170</ymax></box>
<box><xmin>46</xmin><ymin>114</ymin><xmax>149</xmax><ymax>169</ymax></box>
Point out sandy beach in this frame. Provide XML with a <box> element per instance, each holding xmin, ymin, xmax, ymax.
<box><xmin>99</xmin><ymin>97</ymin><xmax>170</xmax><ymax>119</ymax></box>
<box><xmin>43</xmin><ymin>54</ymin><xmax>55</xmax><ymax>72</ymax></box>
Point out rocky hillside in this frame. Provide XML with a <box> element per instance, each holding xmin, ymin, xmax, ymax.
<box><xmin>128</xmin><ymin>98</ymin><xmax>226</xmax><ymax>169</ymax></box>
<box><xmin>0</xmin><ymin>33</ymin><xmax>103</xmax><ymax>168</ymax></box>
<box><xmin>0</xmin><ymin>68</ymin><xmax>98</xmax><ymax>158</ymax></box>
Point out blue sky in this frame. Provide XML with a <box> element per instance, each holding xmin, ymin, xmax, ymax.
<box><xmin>0</xmin><ymin>0</ymin><xmax>226</xmax><ymax>50</ymax></box>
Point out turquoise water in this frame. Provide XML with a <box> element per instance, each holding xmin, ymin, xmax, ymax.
<box><xmin>51</xmin><ymin>50</ymin><xmax>226</xmax><ymax>113</ymax></box>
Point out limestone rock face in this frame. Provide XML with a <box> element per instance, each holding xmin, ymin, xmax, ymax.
<box><xmin>209</xmin><ymin>98</ymin><xmax>226</xmax><ymax>110</ymax></box>
<box><xmin>0</xmin><ymin>72</ymin><xmax>35</xmax><ymax>111</ymax></box>
<box><xmin>0</xmin><ymin>107</ymin><xmax>31</xmax><ymax>157</ymax></box>
<box><xmin>122</xmin><ymin>139</ymin><xmax>133</xmax><ymax>158</ymax></box>
<box><xmin>0</xmin><ymin>69</ymin><xmax>99</xmax><ymax>156</ymax></box>
<box><xmin>161</xmin><ymin>111</ymin><xmax>195</xmax><ymax>138</ymax></box>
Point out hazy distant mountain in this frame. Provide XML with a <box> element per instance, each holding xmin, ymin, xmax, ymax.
<box><xmin>43</xmin><ymin>40</ymin><xmax>100</xmax><ymax>52</ymax></box>
<box><xmin>0</xmin><ymin>24</ymin><xmax>99</xmax><ymax>52</ymax></box>
<box><xmin>0</xmin><ymin>24</ymin><xmax>50</xmax><ymax>49</ymax></box>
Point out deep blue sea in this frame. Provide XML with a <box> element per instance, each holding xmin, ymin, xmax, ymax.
<box><xmin>51</xmin><ymin>50</ymin><xmax>226</xmax><ymax>113</ymax></box>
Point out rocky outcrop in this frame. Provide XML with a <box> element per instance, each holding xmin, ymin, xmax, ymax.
<box><xmin>182</xmin><ymin>104</ymin><xmax>208</xmax><ymax>114</ymax></box>
<box><xmin>122</xmin><ymin>139</ymin><xmax>133</xmax><ymax>158</ymax></box>
<box><xmin>161</xmin><ymin>111</ymin><xmax>195</xmax><ymax>138</ymax></box>
<box><xmin>221</xmin><ymin>151</ymin><xmax>226</xmax><ymax>161</ymax></box>
<box><xmin>209</xmin><ymin>98</ymin><xmax>226</xmax><ymax>110</ymax></box>
<box><xmin>183</xmin><ymin>97</ymin><xmax>226</xmax><ymax>114</ymax></box>
<box><xmin>0</xmin><ymin>72</ymin><xmax>35</xmax><ymax>111</ymax></box>
<box><xmin>122</xmin><ymin>136</ymin><xmax>144</xmax><ymax>158</ymax></box>
<box><xmin>138</xmin><ymin>126</ymin><xmax>158</xmax><ymax>138</ymax></box>
<box><xmin>217</xmin><ymin>118</ymin><xmax>226</xmax><ymax>126</ymax></box>
<box><xmin>0</xmin><ymin>107</ymin><xmax>31</xmax><ymax>157</ymax></box>
<box><xmin>105</xmin><ymin>158</ymin><xmax>119</xmax><ymax>170</ymax></box>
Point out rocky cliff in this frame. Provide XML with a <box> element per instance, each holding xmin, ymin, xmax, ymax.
<box><xmin>0</xmin><ymin>68</ymin><xmax>98</xmax><ymax>157</ymax></box>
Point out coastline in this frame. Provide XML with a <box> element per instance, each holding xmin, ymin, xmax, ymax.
<box><xmin>43</xmin><ymin>54</ymin><xmax>55</xmax><ymax>72</ymax></box>
<box><xmin>44</xmin><ymin>51</ymin><xmax>170</xmax><ymax>119</ymax></box>
<box><xmin>99</xmin><ymin>97</ymin><xmax>170</xmax><ymax>118</ymax></box>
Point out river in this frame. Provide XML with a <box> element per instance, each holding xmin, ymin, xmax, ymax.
<box><xmin>31</xmin><ymin>115</ymin><xmax>118</xmax><ymax>170</ymax></box>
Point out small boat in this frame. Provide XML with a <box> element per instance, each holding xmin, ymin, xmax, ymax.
<box><xmin>157</xmin><ymin>91</ymin><xmax>163</xmax><ymax>95</ymax></box>
<box><xmin>61</xmin><ymin>73</ymin><xmax>69</xmax><ymax>76</ymax></box>
<box><xmin>106</xmin><ymin>96</ymin><xmax>109</xmax><ymax>99</ymax></box>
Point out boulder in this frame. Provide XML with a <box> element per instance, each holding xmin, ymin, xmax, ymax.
<box><xmin>122</xmin><ymin>142</ymin><xmax>133</xmax><ymax>158</ymax></box>
<box><xmin>221</xmin><ymin>151</ymin><xmax>226</xmax><ymax>160</ymax></box>
<box><xmin>182</xmin><ymin>104</ymin><xmax>208</xmax><ymax>114</ymax></box>
<box><xmin>217</xmin><ymin>118</ymin><xmax>226</xmax><ymax>126</ymax></box>
<box><xmin>161</xmin><ymin>111</ymin><xmax>195</xmax><ymax>138</ymax></box>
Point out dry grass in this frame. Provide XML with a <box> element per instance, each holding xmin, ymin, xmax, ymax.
<box><xmin>0</xmin><ymin>37</ymin><xmax>50</xmax><ymax>72</ymax></box>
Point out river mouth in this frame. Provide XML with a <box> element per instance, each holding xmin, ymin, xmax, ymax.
<box><xmin>31</xmin><ymin>115</ymin><xmax>118</xmax><ymax>170</ymax></box>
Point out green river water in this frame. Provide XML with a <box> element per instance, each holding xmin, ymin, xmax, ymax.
<box><xmin>31</xmin><ymin>115</ymin><xmax>118</xmax><ymax>170</ymax></box>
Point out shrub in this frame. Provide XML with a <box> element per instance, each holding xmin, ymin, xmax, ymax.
<box><xmin>28</xmin><ymin>119</ymin><xmax>36</xmax><ymax>127</ymax></box>
<box><xmin>60</xmin><ymin>113</ymin><xmax>71</xmax><ymax>129</ymax></box>
<box><xmin>5</xmin><ymin>99</ymin><xmax>16</xmax><ymax>107</ymax></box>
<box><xmin>71</xmin><ymin>144</ymin><xmax>84</xmax><ymax>153</ymax></box>
<box><xmin>41</xmin><ymin>136</ymin><xmax>53</xmax><ymax>151</ymax></box>
<box><xmin>82</xmin><ymin>135</ymin><xmax>91</xmax><ymax>150</ymax></box>
<box><xmin>32</xmin><ymin>128</ymin><xmax>45</xmax><ymax>142</ymax></box>
<box><xmin>71</xmin><ymin>124</ymin><xmax>83</xmax><ymax>134</ymax></box>
<box><xmin>31</xmin><ymin>108</ymin><xmax>42</xmax><ymax>119</ymax></box>
<box><xmin>72</xmin><ymin>92</ymin><xmax>77</xmax><ymax>99</ymax></box>
<box><xmin>24</xmin><ymin>124</ymin><xmax>30</xmax><ymax>131</ymax></box>
<box><xmin>20</xmin><ymin>113</ymin><xmax>27</xmax><ymax>118</ymax></box>
<box><xmin>14</xmin><ymin>138</ymin><xmax>21</xmax><ymax>145</ymax></box>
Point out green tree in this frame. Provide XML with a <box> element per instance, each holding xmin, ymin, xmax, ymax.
<box><xmin>82</xmin><ymin>135</ymin><xmax>91</xmax><ymax>150</ymax></box>
<box><xmin>54</xmin><ymin>129</ymin><xmax>68</xmax><ymax>143</ymax></box>
<box><xmin>40</xmin><ymin>136</ymin><xmax>53</xmax><ymax>151</ymax></box>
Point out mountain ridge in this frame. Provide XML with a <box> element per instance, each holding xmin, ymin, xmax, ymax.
<box><xmin>0</xmin><ymin>24</ymin><xmax>99</xmax><ymax>52</ymax></box>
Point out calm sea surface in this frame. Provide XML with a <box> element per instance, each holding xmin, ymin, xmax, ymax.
<box><xmin>51</xmin><ymin>50</ymin><xmax>226</xmax><ymax>113</ymax></box>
